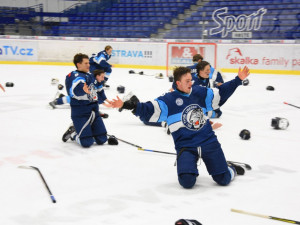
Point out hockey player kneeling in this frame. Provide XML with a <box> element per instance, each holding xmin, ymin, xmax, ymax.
<box><xmin>112</xmin><ymin>66</ymin><xmax>250</xmax><ymax>188</ymax></box>
<box><xmin>62</xmin><ymin>53</ymin><xmax>117</xmax><ymax>147</ymax></box>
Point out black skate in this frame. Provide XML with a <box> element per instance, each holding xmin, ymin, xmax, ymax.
<box><xmin>49</xmin><ymin>100</ymin><xmax>57</xmax><ymax>109</ymax></box>
<box><xmin>62</xmin><ymin>124</ymin><xmax>76</xmax><ymax>142</ymax></box>
<box><xmin>227</xmin><ymin>161</ymin><xmax>245</xmax><ymax>175</ymax></box>
<box><xmin>227</xmin><ymin>160</ymin><xmax>252</xmax><ymax>170</ymax></box>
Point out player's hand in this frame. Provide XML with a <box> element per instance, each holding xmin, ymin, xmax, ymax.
<box><xmin>83</xmin><ymin>83</ymin><xmax>90</xmax><ymax>94</ymax></box>
<box><xmin>238</xmin><ymin>66</ymin><xmax>250</xmax><ymax>80</ymax></box>
<box><xmin>103</xmin><ymin>99</ymin><xmax>113</xmax><ymax>108</ymax></box>
<box><xmin>216</xmin><ymin>82</ymin><xmax>223</xmax><ymax>86</ymax></box>
<box><xmin>0</xmin><ymin>84</ymin><xmax>5</xmax><ymax>92</ymax></box>
<box><xmin>212</xmin><ymin>122</ymin><xmax>222</xmax><ymax>130</ymax></box>
<box><xmin>111</xmin><ymin>96</ymin><xmax>124</xmax><ymax>108</ymax></box>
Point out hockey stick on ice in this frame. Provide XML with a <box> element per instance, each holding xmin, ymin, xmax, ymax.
<box><xmin>231</xmin><ymin>209</ymin><xmax>300</xmax><ymax>224</ymax></box>
<box><xmin>19</xmin><ymin>166</ymin><xmax>56</xmax><ymax>203</ymax></box>
<box><xmin>107</xmin><ymin>134</ymin><xmax>176</xmax><ymax>155</ymax></box>
<box><xmin>137</xmin><ymin>147</ymin><xmax>176</xmax><ymax>155</ymax></box>
<box><xmin>107</xmin><ymin>135</ymin><xmax>253</xmax><ymax>165</ymax></box>
<box><xmin>283</xmin><ymin>102</ymin><xmax>300</xmax><ymax>109</ymax></box>
<box><xmin>107</xmin><ymin>134</ymin><xmax>142</xmax><ymax>148</ymax></box>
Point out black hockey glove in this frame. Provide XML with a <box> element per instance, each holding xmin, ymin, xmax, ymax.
<box><xmin>120</xmin><ymin>95</ymin><xmax>140</xmax><ymax>114</ymax></box>
<box><xmin>175</xmin><ymin>219</ymin><xmax>202</xmax><ymax>225</ymax></box>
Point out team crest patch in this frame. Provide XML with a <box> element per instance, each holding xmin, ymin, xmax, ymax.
<box><xmin>176</xmin><ymin>98</ymin><xmax>183</xmax><ymax>106</ymax></box>
<box><xmin>87</xmin><ymin>83</ymin><xmax>98</xmax><ymax>102</ymax></box>
<box><xmin>182</xmin><ymin>104</ymin><xmax>206</xmax><ymax>131</ymax></box>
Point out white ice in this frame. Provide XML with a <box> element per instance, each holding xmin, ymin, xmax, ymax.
<box><xmin>0</xmin><ymin>64</ymin><xmax>300</xmax><ymax>225</ymax></box>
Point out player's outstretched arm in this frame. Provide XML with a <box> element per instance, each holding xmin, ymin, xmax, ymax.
<box><xmin>237</xmin><ymin>66</ymin><xmax>250</xmax><ymax>80</ymax></box>
<box><xmin>112</xmin><ymin>95</ymin><xmax>139</xmax><ymax>113</ymax></box>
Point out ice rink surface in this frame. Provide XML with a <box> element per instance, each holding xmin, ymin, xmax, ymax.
<box><xmin>0</xmin><ymin>64</ymin><xmax>300</xmax><ymax>225</ymax></box>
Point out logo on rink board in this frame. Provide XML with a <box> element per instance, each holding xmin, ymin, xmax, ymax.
<box><xmin>112</xmin><ymin>50</ymin><xmax>152</xmax><ymax>58</ymax></box>
<box><xmin>182</xmin><ymin>104</ymin><xmax>206</xmax><ymax>131</ymax></box>
<box><xmin>171</xmin><ymin>46</ymin><xmax>205</xmax><ymax>64</ymax></box>
<box><xmin>0</xmin><ymin>45</ymin><xmax>34</xmax><ymax>56</ymax></box>
<box><xmin>210</xmin><ymin>7</ymin><xmax>267</xmax><ymax>38</ymax></box>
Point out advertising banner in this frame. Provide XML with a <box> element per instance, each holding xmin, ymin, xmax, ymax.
<box><xmin>0</xmin><ymin>40</ymin><xmax>38</xmax><ymax>61</ymax></box>
<box><xmin>109</xmin><ymin>42</ymin><xmax>166</xmax><ymax>66</ymax></box>
<box><xmin>218</xmin><ymin>44</ymin><xmax>300</xmax><ymax>72</ymax></box>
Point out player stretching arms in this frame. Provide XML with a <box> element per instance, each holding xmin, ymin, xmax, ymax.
<box><xmin>111</xmin><ymin>66</ymin><xmax>250</xmax><ymax>188</ymax></box>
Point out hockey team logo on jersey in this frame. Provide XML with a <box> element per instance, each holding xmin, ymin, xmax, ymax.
<box><xmin>176</xmin><ymin>98</ymin><xmax>183</xmax><ymax>106</ymax></box>
<box><xmin>182</xmin><ymin>104</ymin><xmax>206</xmax><ymax>131</ymax></box>
<box><xmin>87</xmin><ymin>83</ymin><xmax>98</xmax><ymax>102</ymax></box>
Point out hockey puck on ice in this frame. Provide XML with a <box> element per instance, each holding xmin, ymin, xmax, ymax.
<box><xmin>139</xmin><ymin>71</ymin><xmax>144</xmax><ymax>75</ymax></box>
<box><xmin>5</xmin><ymin>82</ymin><xmax>14</xmax><ymax>87</ymax></box>
<box><xmin>239</xmin><ymin>129</ymin><xmax>251</xmax><ymax>140</ymax></box>
<box><xmin>266</xmin><ymin>86</ymin><xmax>275</xmax><ymax>91</ymax></box>
<box><xmin>242</xmin><ymin>79</ymin><xmax>249</xmax><ymax>86</ymax></box>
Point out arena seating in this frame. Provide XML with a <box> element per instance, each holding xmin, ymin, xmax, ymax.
<box><xmin>164</xmin><ymin>0</ymin><xmax>300</xmax><ymax>39</ymax></box>
<box><xmin>49</xmin><ymin>0</ymin><xmax>198</xmax><ymax>38</ymax></box>
<box><xmin>0</xmin><ymin>0</ymin><xmax>299</xmax><ymax>39</ymax></box>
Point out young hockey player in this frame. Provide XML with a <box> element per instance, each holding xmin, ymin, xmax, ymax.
<box><xmin>195</xmin><ymin>60</ymin><xmax>223</xmax><ymax>88</ymax></box>
<box><xmin>89</xmin><ymin>45</ymin><xmax>113</xmax><ymax>88</ymax></box>
<box><xmin>49</xmin><ymin>70</ymin><xmax>110</xmax><ymax>119</ymax></box>
<box><xmin>188</xmin><ymin>54</ymin><xmax>224</xmax><ymax>87</ymax></box>
<box><xmin>111</xmin><ymin>66</ymin><xmax>250</xmax><ymax>189</ymax></box>
<box><xmin>62</xmin><ymin>53</ymin><xmax>117</xmax><ymax>147</ymax></box>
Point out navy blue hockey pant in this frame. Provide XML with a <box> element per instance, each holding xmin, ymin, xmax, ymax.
<box><xmin>176</xmin><ymin>141</ymin><xmax>232</xmax><ymax>188</ymax></box>
<box><xmin>71</xmin><ymin>104</ymin><xmax>107</xmax><ymax>148</ymax></box>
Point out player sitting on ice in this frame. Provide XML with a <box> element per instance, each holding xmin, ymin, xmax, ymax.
<box><xmin>111</xmin><ymin>66</ymin><xmax>250</xmax><ymax>188</ymax></box>
<box><xmin>62</xmin><ymin>53</ymin><xmax>117</xmax><ymax>147</ymax></box>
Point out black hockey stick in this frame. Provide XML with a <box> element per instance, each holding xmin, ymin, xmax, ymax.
<box><xmin>19</xmin><ymin>166</ymin><xmax>56</xmax><ymax>203</ymax></box>
<box><xmin>227</xmin><ymin>161</ymin><xmax>252</xmax><ymax>170</ymax></box>
<box><xmin>107</xmin><ymin>134</ymin><xmax>142</xmax><ymax>148</ymax></box>
<box><xmin>108</xmin><ymin>135</ymin><xmax>252</xmax><ymax>168</ymax></box>
<box><xmin>108</xmin><ymin>134</ymin><xmax>176</xmax><ymax>155</ymax></box>
<box><xmin>231</xmin><ymin>209</ymin><xmax>300</xmax><ymax>224</ymax></box>
<box><xmin>284</xmin><ymin>102</ymin><xmax>300</xmax><ymax>109</ymax></box>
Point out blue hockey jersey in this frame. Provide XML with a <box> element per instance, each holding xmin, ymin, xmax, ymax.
<box><xmin>135</xmin><ymin>76</ymin><xmax>242</xmax><ymax>150</ymax></box>
<box><xmin>193</xmin><ymin>67</ymin><xmax>224</xmax><ymax>88</ymax></box>
<box><xmin>65</xmin><ymin>70</ymin><xmax>107</xmax><ymax>106</ymax></box>
<box><xmin>173</xmin><ymin>64</ymin><xmax>224</xmax><ymax>89</ymax></box>
<box><xmin>89</xmin><ymin>50</ymin><xmax>111</xmax><ymax>70</ymax></box>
